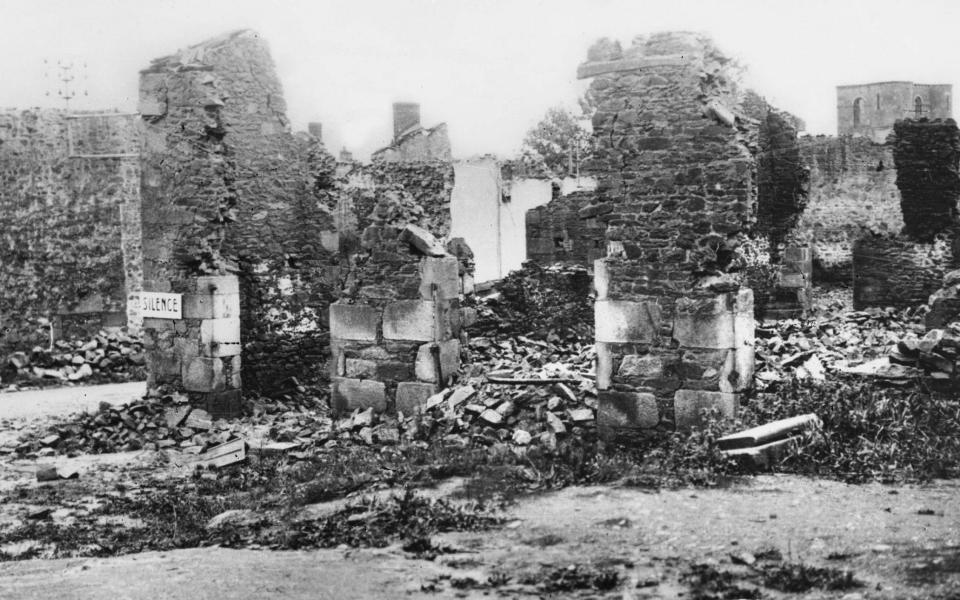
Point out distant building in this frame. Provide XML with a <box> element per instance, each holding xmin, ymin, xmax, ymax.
<box><xmin>837</xmin><ymin>81</ymin><xmax>952</xmax><ymax>142</ymax></box>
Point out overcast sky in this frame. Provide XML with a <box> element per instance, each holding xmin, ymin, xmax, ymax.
<box><xmin>2</xmin><ymin>0</ymin><xmax>958</xmax><ymax>159</ymax></box>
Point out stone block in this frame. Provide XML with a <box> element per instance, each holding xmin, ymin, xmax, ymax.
<box><xmin>617</xmin><ymin>354</ymin><xmax>665</xmax><ymax>379</ymax></box>
<box><xmin>182</xmin><ymin>292</ymin><xmax>240</xmax><ymax>319</ymax></box>
<box><xmin>594</xmin><ymin>259</ymin><xmax>610</xmax><ymax>300</ymax></box>
<box><xmin>183</xmin><ymin>357</ymin><xmax>226</xmax><ymax>393</ymax></box>
<box><xmin>461</xmin><ymin>274</ymin><xmax>475</xmax><ymax>296</ymax></box>
<box><xmin>395</xmin><ymin>382</ymin><xmax>437</xmax><ymax>415</ymax></box>
<box><xmin>595</xmin><ymin>300</ymin><xmax>662</xmax><ymax>343</ymax></box>
<box><xmin>330</xmin><ymin>303</ymin><xmax>380</xmax><ymax>342</ymax></box>
<box><xmin>734</xmin><ymin>311</ymin><xmax>755</xmax><ymax>391</ymax></box>
<box><xmin>229</xmin><ymin>354</ymin><xmax>242</xmax><ymax>389</ymax></box>
<box><xmin>678</xmin><ymin>348</ymin><xmax>735</xmax><ymax>392</ymax></box>
<box><xmin>673</xmin><ymin>390</ymin><xmax>738</xmax><ymax>429</ymax></box>
<box><xmin>419</xmin><ymin>257</ymin><xmax>460</xmax><ymax>300</ymax></box>
<box><xmin>673</xmin><ymin>295</ymin><xmax>736</xmax><ymax>349</ymax></box>
<box><xmin>200</xmin><ymin>317</ymin><xmax>241</xmax><ymax>345</ymax></box>
<box><xmin>196</xmin><ymin>275</ymin><xmax>240</xmax><ymax>296</ymax></box>
<box><xmin>345</xmin><ymin>358</ymin><xmax>378</xmax><ymax>379</ymax></box>
<box><xmin>596</xmin><ymin>342</ymin><xmax>613</xmax><ymax>390</ymax></box>
<box><xmin>331</xmin><ymin>377</ymin><xmax>387</xmax><ymax>413</ymax></box>
<box><xmin>779</xmin><ymin>273</ymin><xmax>807</xmax><ymax>289</ymax></box>
<box><xmin>398</xmin><ymin>224</ymin><xmax>447</xmax><ymax>257</ymax></box>
<box><xmin>383</xmin><ymin>300</ymin><xmax>436</xmax><ymax>341</ymax></box>
<box><xmin>598</xmin><ymin>391</ymin><xmax>660</xmax><ymax>432</ymax></box>
<box><xmin>414</xmin><ymin>339</ymin><xmax>461</xmax><ymax>383</ymax></box>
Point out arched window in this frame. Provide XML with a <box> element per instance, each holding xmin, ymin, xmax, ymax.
<box><xmin>915</xmin><ymin>96</ymin><xmax>924</xmax><ymax>118</ymax></box>
<box><xmin>853</xmin><ymin>97</ymin><xmax>863</xmax><ymax>126</ymax></box>
<box><xmin>876</xmin><ymin>94</ymin><xmax>881</xmax><ymax>110</ymax></box>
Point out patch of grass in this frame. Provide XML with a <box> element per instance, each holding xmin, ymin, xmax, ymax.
<box><xmin>257</xmin><ymin>488</ymin><xmax>501</xmax><ymax>551</ymax></box>
<box><xmin>760</xmin><ymin>563</ymin><xmax>862</xmax><ymax>592</ymax></box>
<box><xmin>740</xmin><ymin>376</ymin><xmax>960</xmax><ymax>482</ymax></box>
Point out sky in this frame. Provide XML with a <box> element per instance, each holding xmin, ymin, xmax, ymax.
<box><xmin>2</xmin><ymin>0</ymin><xmax>959</xmax><ymax>159</ymax></box>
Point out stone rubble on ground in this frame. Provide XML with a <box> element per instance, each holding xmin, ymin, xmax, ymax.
<box><xmin>1</xmin><ymin>329</ymin><xmax>145</xmax><ymax>390</ymax></box>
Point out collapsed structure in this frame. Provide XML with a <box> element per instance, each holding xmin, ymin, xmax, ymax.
<box><xmin>2</xmin><ymin>28</ymin><xmax>959</xmax><ymax>438</ymax></box>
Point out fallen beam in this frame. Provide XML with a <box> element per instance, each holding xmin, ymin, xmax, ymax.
<box><xmin>716</xmin><ymin>414</ymin><xmax>821</xmax><ymax>451</ymax></box>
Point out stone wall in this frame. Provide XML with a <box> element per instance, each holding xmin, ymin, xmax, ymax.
<box><xmin>526</xmin><ymin>191</ymin><xmax>604</xmax><ymax>266</ymax></box>
<box><xmin>853</xmin><ymin>234</ymin><xmax>957</xmax><ymax>309</ymax></box>
<box><xmin>0</xmin><ymin>109</ymin><xmax>141</xmax><ymax>352</ymax></box>
<box><xmin>851</xmin><ymin>119</ymin><xmax>960</xmax><ymax>309</ymax></box>
<box><xmin>576</xmin><ymin>33</ymin><xmax>756</xmax><ymax>440</ymax></box>
<box><xmin>138</xmin><ymin>29</ymin><xmax>338</xmax><ymax>397</ymax></box>
<box><xmin>796</xmin><ymin>136</ymin><xmax>901</xmax><ymax>280</ymax></box>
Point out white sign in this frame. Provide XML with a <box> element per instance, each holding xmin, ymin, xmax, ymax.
<box><xmin>140</xmin><ymin>292</ymin><xmax>182</xmax><ymax>319</ymax></box>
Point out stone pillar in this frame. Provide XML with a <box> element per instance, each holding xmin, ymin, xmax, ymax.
<box><xmin>577</xmin><ymin>33</ymin><xmax>758</xmax><ymax>439</ymax></box>
<box><xmin>761</xmin><ymin>246</ymin><xmax>812</xmax><ymax>320</ymax></box>
<box><xmin>330</xmin><ymin>223</ymin><xmax>468</xmax><ymax>415</ymax></box>
<box><xmin>142</xmin><ymin>275</ymin><xmax>242</xmax><ymax>418</ymax></box>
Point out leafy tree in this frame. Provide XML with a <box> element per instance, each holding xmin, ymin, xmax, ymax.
<box><xmin>520</xmin><ymin>107</ymin><xmax>594</xmax><ymax>179</ymax></box>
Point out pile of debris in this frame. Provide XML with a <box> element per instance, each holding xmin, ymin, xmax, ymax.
<box><xmin>10</xmin><ymin>324</ymin><xmax>599</xmax><ymax>463</ymax></box>
<box><xmin>753</xmin><ymin>293</ymin><xmax>926</xmax><ymax>388</ymax></box>
<box><xmin>1</xmin><ymin>329</ymin><xmax>146</xmax><ymax>389</ymax></box>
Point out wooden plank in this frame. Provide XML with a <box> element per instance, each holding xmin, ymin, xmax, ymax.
<box><xmin>717</xmin><ymin>414</ymin><xmax>820</xmax><ymax>450</ymax></box>
<box><xmin>195</xmin><ymin>438</ymin><xmax>246</xmax><ymax>469</ymax></box>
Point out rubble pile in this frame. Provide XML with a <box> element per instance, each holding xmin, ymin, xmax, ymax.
<box><xmin>753</xmin><ymin>290</ymin><xmax>926</xmax><ymax>388</ymax></box>
<box><xmin>471</xmin><ymin>262</ymin><xmax>593</xmax><ymax>340</ymax></box>
<box><xmin>10</xmin><ymin>325</ymin><xmax>599</xmax><ymax>459</ymax></box>
<box><xmin>1</xmin><ymin>329</ymin><xmax>146</xmax><ymax>389</ymax></box>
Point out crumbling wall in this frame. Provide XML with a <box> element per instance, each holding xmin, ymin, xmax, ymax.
<box><xmin>851</xmin><ymin>119</ymin><xmax>960</xmax><ymax>309</ymax></box>
<box><xmin>138</xmin><ymin>30</ymin><xmax>338</xmax><ymax>396</ymax></box>
<box><xmin>526</xmin><ymin>191</ymin><xmax>605</xmax><ymax>266</ymax></box>
<box><xmin>577</xmin><ymin>33</ymin><xmax>756</xmax><ymax>439</ymax></box>
<box><xmin>893</xmin><ymin>119</ymin><xmax>960</xmax><ymax>241</ymax></box>
<box><xmin>336</xmin><ymin>161</ymin><xmax>454</xmax><ymax>251</ymax></box>
<box><xmin>796</xmin><ymin>136</ymin><xmax>901</xmax><ymax>280</ymax></box>
<box><xmin>0</xmin><ymin>109</ymin><xmax>141</xmax><ymax>352</ymax></box>
<box><xmin>756</xmin><ymin>110</ymin><xmax>808</xmax><ymax>250</ymax></box>
<box><xmin>330</xmin><ymin>217</ymin><xmax>472</xmax><ymax>415</ymax></box>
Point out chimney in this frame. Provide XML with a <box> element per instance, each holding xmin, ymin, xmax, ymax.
<box><xmin>392</xmin><ymin>102</ymin><xmax>420</xmax><ymax>140</ymax></box>
<box><xmin>307</xmin><ymin>122</ymin><xmax>323</xmax><ymax>141</ymax></box>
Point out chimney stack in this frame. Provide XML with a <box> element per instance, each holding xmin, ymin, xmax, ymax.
<box><xmin>308</xmin><ymin>122</ymin><xmax>323</xmax><ymax>142</ymax></box>
<box><xmin>392</xmin><ymin>102</ymin><xmax>420</xmax><ymax>140</ymax></box>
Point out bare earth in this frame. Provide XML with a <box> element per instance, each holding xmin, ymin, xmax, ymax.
<box><xmin>0</xmin><ymin>473</ymin><xmax>957</xmax><ymax>599</ymax></box>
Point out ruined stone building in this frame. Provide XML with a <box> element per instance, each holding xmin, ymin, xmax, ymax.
<box><xmin>4</xmin><ymin>27</ymin><xmax>960</xmax><ymax>434</ymax></box>
<box><xmin>838</xmin><ymin>81</ymin><xmax>952</xmax><ymax>143</ymax></box>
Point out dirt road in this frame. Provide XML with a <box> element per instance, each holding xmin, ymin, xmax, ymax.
<box><xmin>0</xmin><ymin>475</ymin><xmax>957</xmax><ymax>599</ymax></box>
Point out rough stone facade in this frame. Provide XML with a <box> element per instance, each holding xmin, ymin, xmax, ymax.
<box><xmin>138</xmin><ymin>30</ymin><xmax>338</xmax><ymax>399</ymax></box>
<box><xmin>525</xmin><ymin>191</ymin><xmax>605</xmax><ymax>266</ymax></box>
<box><xmin>853</xmin><ymin>234</ymin><xmax>957</xmax><ymax>309</ymax></box>
<box><xmin>335</xmin><ymin>161</ymin><xmax>454</xmax><ymax>254</ymax></box>
<box><xmin>0</xmin><ymin>109</ymin><xmax>141</xmax><ymax>352</ymax></box>
<box><xmin>838</xmin><ymin>82</ymin><xmax>952</xmax><ymax>143</ymax></box>
<box><xmin>893</xmin><ymin>119</ymin><xmax>960</xmax><ymax>242</ymax></box>
<box><xmin>576</xmin><ymin>33</ymin><xmax>756</xmax><ymax>439</ymax></box>
<box><xmin>796</xmin><ymin>136</ymin><xmax>901</xmax><ymax>280</ymax></box>
<box><xmin>852</xmin><ymin>119</ymin><xmax>960</xmax><ymax>309</ymax></box>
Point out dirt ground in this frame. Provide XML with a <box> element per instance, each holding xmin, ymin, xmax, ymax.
<box><xmin>0</xmin><ymin>451</ymin><xmax>958</xmax><ymax>599</ymax></box>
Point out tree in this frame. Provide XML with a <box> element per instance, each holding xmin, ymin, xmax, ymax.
<box><xmin>520</xmin><ymin>107</ymin><xmax>594</xmax><ymax>179</ymax></box>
